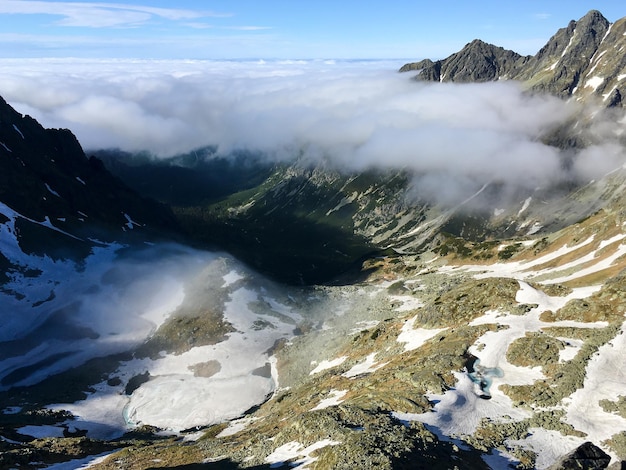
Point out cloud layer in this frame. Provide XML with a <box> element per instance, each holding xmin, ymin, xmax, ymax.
<box><xmin>1</xmin><ymin>58</ymin><xmax>624</xmax><ymax>194</ymax></box>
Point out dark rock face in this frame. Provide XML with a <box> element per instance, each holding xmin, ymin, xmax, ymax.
<box><xmin>0</xmin><ymin>95</ymin><xmax>180</xmax><ymax>250</ymax></box>
<box><xmin>547</xmin><ymin>441</ymin><xmax>611</xmax><ymax>469</ymax></box>
<box><xmin>414</xmin><ymin>39</ymin><xmax>528</xmax><ymax>83</ymax></box>
<box><xmin>400</xmin><ymin>10</ymin><xmax>626</xmax><ymax>106</ymax></box>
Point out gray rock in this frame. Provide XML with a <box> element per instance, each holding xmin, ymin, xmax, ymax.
<box><xmin>548</xmin><ymin>441</ymin><xmax>611</xmax><ymax>469</ymax></box>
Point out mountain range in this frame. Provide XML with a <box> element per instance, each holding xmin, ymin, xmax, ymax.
<box><xmin>400</xmin><ymin>10</ymin><xmax>626</xmax><ymax>107</ymax></box>
<box><xmin>1</xmin><ymin>9</ymin><xmax>626</xmax><ymax>470</ymax></box>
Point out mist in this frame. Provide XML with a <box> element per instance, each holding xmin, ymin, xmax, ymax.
<box><xmin>1</xmin><ymin>58</ymin><xmax>625</xmax><ymax>196</ymax></box>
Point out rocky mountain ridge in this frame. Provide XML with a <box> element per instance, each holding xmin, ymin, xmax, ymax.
<box><xmin>400</xmin><ymin>10</ymin><xmax>626</xmax><ymax>107</ymax></box>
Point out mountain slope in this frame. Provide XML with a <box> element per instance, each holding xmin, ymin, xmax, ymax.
<box><xmin>401</xmin><ymin>10</ymin><xmax>626</xmax><ymax>107</ymax></box>
<box><xmin>0</xmin><ymin>95</ymin><xmax>180</xmax><ymax>256</ymax></box>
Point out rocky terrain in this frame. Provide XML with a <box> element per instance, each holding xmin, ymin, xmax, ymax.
<box><xmin>1</xmin><ymin>9</ymin><xmax>626</xmax><ymax>470</ymax></box>
<box><xmin>400</xmin><ymin>10</ymin><xmax>626</xmax><ymax>107</ymax></box>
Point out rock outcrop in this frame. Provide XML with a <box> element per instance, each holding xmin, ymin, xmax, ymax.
<box><xmin>401</xmin><ymin>10</ymin><xmax>626</xmax><ymax>107</ymax></box>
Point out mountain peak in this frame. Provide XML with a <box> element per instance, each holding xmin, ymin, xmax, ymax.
<box><xmin>400</xmin><ymin>9</ymin><xmax>625</xmax><ymax>106</ymax></box>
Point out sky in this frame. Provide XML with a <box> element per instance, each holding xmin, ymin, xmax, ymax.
<box><xmin>0</xmin><ymin>0</ymin><xmax>624</xmax><ymax>59</ymax></box>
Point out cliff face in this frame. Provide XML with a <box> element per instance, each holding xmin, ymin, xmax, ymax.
<box><xmin>401</xmin><ymin>10</ymin><xmax>626</xmax><ymax>107</ymax></box>
<box><xmin>0</xmin><ymin>95</ymin><xmax>179</xmax><ymax>254</ymax></box>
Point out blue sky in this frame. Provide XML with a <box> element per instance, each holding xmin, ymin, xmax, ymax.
<box><xmin>0</xmin><ymin>1</ymin><xmax>623</xmax><ymax>59</ymax></box>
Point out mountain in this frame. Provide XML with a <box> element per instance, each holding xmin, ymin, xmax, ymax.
<box><xmin>3</xmin><ymin>11</ymin><xmax>626</xmax><ymax>469</ymax></box>
<box><xmin>400</xmin><ymin>10</ymin><xmax>626</xmax><ymax>107</ymax></box>
<box><xmin>0</xmin><ymin>96</ymin><xmax>180</xmax><ymax>259</ymax></box>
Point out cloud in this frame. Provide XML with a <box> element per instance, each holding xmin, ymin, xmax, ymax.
<box><xmin>0</xmin><ymin>1</ymin><xmax>229</xmax><ymax>28</ymax></box>
<box><xmin>1</xmin><ymin>58</ymin><xmax>624</xmax><ymax>200</ymax></box>
<box><xmin>534</xmin><ymin>13</ymin><xmax>552</xmax><ymax>21</ymax></box>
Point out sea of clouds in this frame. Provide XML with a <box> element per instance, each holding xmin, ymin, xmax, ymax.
<box><xmin>1</xmin><ymin>58</ymin><xmax>625</xmax><ymax>194</ymax></box>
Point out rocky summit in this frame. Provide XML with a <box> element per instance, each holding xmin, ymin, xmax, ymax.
<box><xmin>2</xmin><ymin>9</ymin><xmax>626</xmax><ymax>470</ymax></box>
<box><xmin>400</xmin><ymin>10</ymin><xmax>626</xmax><ymax>107</ymax></box>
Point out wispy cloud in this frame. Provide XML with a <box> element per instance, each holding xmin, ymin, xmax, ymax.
<box><xmin>0</xmin><ymin>1</ymin><xmax>231</xmax><ymax>28</ymax></box>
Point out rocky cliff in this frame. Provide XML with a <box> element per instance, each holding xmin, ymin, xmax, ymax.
<box><xmin>401</xmin><ymin>10</ymin><xmax>626</xmax><ymax>107</ymax></box>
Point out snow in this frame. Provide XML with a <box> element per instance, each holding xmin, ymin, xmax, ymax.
<box><xmin>76</xmin><ymin>176</ymin><xmax>86</xmax><ymax>185</ymax></box>
<box><xmin>619</xmin><ymin>74</ymin><xmax>626</xmax><ymax>81</ymax></box>
<box><xmin>123</xmin><ymin>212</ymin><xmax>140</xmax><ymax>229</ymax></box>
<box><xmin>124</xmin><ymin>374</ymin><xmax>275</xmax><ymax>431</ymax></box>
<box><xmin>217</xmin><ymin>417</ymin><xmax>259</xmax><ymax>437</ymax></box>
<box><xmin>119</xmin><ymin>281</ymin><xmax>303</xmax><ymax>432</ymax></box>
<box><xmin>390</xmin><ymin>294</ymin><xmax>424</xmax><ymax>312</ymax></box>
<box><xmin>584</xmin><ymin>76</ymin><xmax>604</xmax><ymax>92</ymax></box>
<box><xmin>45</xmin><ymin>183</ymin><xmax>61</xmax><ymax>197</ymax></box>
<box><xmin>393</xmin><ymin>372</ymin><xmax>530</xmax><ymax>437</ymax></box>
<box><xmin>45</xmin><ymin>452</ymin><xmax>116</xmax><ymax>470</ymax></box>
<box><xmin>12</xmin><ymin>124</ymin><xmax>24</xmax><ymax>139</ymax></box>
<box><xmin>394</xmin><ymin>279</ymin><xmax>621</xmax><ymax>467</ymax></box>
<box><xmin>440</xmin><ymin>235</ymin><xmax>599</xmax><ymax>281</ymax></box>
<box><xmin>343</xmin><ymin>353</ymin><xmax>388</xmax><ymax>378</ymax></box>
<box><xmin>564</xmin><ymin>322</ymin><xmax>626</xmax><ymax>445</ymax></box>
<box><xmin>17</xmin><ymin>425</ymin><xmax>65</xmax><ymax>438</ymax></box>
<box><xmin>348</xmin><ymin>320</ymin><xmax>380</xmax><ymax>334</ymax></box>
<box><xmin>311</xmin><ymin>389</ymin><xmax>348</xmax><ymax>411</ymax></box>
<box><xmin>396</xmin><ymin>316</ymin><xmax>445</xmax><ymax>352</ymax></box>
<box><xmin>517</xmin><ymin>197</ymin><xmax>531</xmax><ymax>216</ymax></box>
<box><xmin>2</xmin><ymin>406</ymin><xmax>21</xmax><ymax>414</ymax></box>
<box><xmin>543</xmin><ymin>241</ymin><xmax>626</xmax><ymax>284</ymax></box>
<box><xmin>506</xmin><ymin>429</ymin><xmax>585</xmax><ymax>470</ymax></box>
<box><xmin>310</xmin><ymin>356</ymin><xmax>347</xmax><ymax>375</ymax></box>
<box><xmin>222</xmin><ymin>269</ymin><xmax>244</xmax><ymax>287</ymax></box>
<box><xmin>265</xmin><ymin>439</ymin><xmax>340</xmax><ymax>469</ymax></box>
<box><xmin>0</xmin><ymin>141</ymin><xmax>12</xmax><ymax>152</ymax></box>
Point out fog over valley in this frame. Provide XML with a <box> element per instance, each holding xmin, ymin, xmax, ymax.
<box><xmin>2</xmin><ymin>58</ymin><xmax>625</xmax><ymax>200</ymax></box>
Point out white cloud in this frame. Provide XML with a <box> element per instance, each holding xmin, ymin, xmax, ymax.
<box><xmin>0</xmin><ymin>58</ymin><xmax>623</xmax><ymax>197</ymax></box>
<box><xmin>0</xmin><ymin>1</ymin><xmax>229</xmax><ymax>28</ymax></box>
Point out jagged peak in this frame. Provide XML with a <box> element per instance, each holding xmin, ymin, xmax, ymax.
<box><xmin>579</xmin><ymin>9</ymin><xmax>609</xmax><ymax>24</ymax></box>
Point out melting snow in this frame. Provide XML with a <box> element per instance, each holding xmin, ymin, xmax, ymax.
<box><xmin>517</xmin><ymin>197</ymin><xmax>531</xmax><ymax>216</ymax></box>
<box><xmin>12</xmin><ymin>124</ymin><xmax>24</xmax><ymax>139</ymax></box>
<box><xmin>123</xmin><ymin>213</ymin><xmax>140</xmax><ymax>230</ymax></box>
<box><xmin>310</xmin><ymin>356</ymin><xmax>347</xmax><ymax>375</ymax></box>
<box><xmin>584</xmin><ymin>76</ymin><xmax>604</xmax><ymax>91</ymax></box>
<box><xmin>45</xmin><ymin>183</ymin><xmax>61</xmax><ymax>197</ymax></box>
<box><xmin>396</xmin><ymin>316</ymin><xmax>445</xmax><ymax>352</ymax></box>
<box><xmin>343</xmin><ymin>353</ymin><xmax>388</xmax><ymax>378</ymax></box>
<box><xmin>311</xmin><ymin>389</ymin><xmax>348</xmax><ymax>411</ymax></box>
<box><xmin>265</xmin><ymin>439</ymin><xmax>340</xmax><ymax>469</ymax></box>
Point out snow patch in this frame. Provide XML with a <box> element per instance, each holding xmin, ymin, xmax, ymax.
<box><xmin>397</xmin><ymin>316</ymin><xmax>446</xmax><ymax>352</ymax></box>
<box><xmin>265</xmin><ymin>439</ymin><xmax>340</xmax><ymax>469</ymax></box>
<box><xmin>0</xmin><ymin>141</ymin><xmax>12</xmax><ymax>152</ymax></box>
<box><xmin>12</xmin><ymin>124</ymin><xmax>24</xmax><ymax>139</ymax></box>
<box><xmin>584</xmin><ymin>76</ymin><xmax>604</xmax><ymax>92</ymax></box>
<box><xmin>45</xmin><ymin>183</ymin><xmax>61</xmax><ymax>197</ymax></box>
<box><xmin>311</xmin><ymin>389</ymin><xmax>348</xmax><ymax>411</ymax></box>
<box><xmin>343</xmin><ymin>353</ymin><xmax>388</xmax><ymax>378</ymax></box>
<box><xmin>517</xmin><ymin>197</ymin><xmax>531</xmax><ymax>216</ymax></box>
<box><xmin>123</xmin><ymin>213</ymin><xmax>140</xmax><ymax>230</ymax></box>
<box><xmin>310</xmin><ymin>356</ymin><xmax>347</xmax><ymax>375</ymax></box>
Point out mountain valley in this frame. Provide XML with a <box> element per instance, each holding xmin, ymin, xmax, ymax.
<box><xmin>1</xmin><ymin>9</ymin><xmax>626</xmax><ymax>470</ymax></box>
